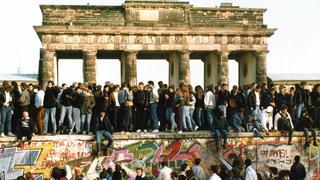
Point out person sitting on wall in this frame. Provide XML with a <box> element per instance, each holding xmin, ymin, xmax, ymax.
<box><xmin>16</xmin><ymin>111</ymin><xmax>35</xmax><ymax>146</ymax></box>
<box><xmin>274</xmin><ymin>105</ymin><xmax>294</xmax><ymax>145</ymax></box>
<box><xmin>301</xmin><ymin>109</ymin><xmax>318</xmax><ymax>147</ymax></box>
<box><xmin>258</xmin><ymin>106</ymin><xmax>274</xmax><ymax>133</ymax></box>
<box><xmin>246</xmin><ymin>114</ymin><xmax>264</xmax><ymax>139</ymax></box>
<box><xmin>230</xmin><ymin>108</ymin><xmax>246</xmax><ymax>132</ymax></box>
<box><xmin>211</xmin><ymin>108</ymin><xmax>228</xmax><ymax>152</ymax></box>
<box><xmin>95</xmin><ymin>110</ymin><xmax>113</xmax><ymax>156</ymax></box>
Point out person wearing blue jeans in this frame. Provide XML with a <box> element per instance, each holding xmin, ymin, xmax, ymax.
<box><xmin>182</xmin><ymin>105</ymin><xmax>192</xmax><ymax>131</ymax></box>
<box><xmin>212</xmin><ymin>109</ymin><xmax>228</xmax><ymax>152</ymax></box>
<box><xmin>0</xmin><ymin>84</ymin><xmax>14</xmax><ymax>137</ymax></box>
<box><xmin>43</xmin><ymin>81</ymin><xmax>59</xmax><ymax>134</ymax></box>
<box><xmin>204</xmin><ymin>85</ymin><xmax>216</xmax><ymax>130</ymax></box>
<box><xmin>148</xmin><ymin>81</ymin><xmax>159</xmax><ymax>132</ymax></box>
<box><xmin>44</xmin><ymin>107</ymin><xmax>57</xmax><ymax>134</ymax></box>
<box><xmin>301</xmin><ymin>110</ymin><xmax>318</xmax><ymax>147</ymax></box>
<box><xmin>58</xmin><ymin>87</ymin><xmax>74</xmax><ymax>133</ymax></box>
<box><xmin>95</xmin><ymin>111</ymin><xmax>113</xmax><ymax>156</ymax></box>
<box><xmin>166</xmin><ymin>107</ymin><xmax>177</xmax><ymax>131</ymax></box>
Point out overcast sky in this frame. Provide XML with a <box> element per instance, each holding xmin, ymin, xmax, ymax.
<box><xmin>0</xmin><ymin>0</ymin><xmax>319</xmax><ymax>86</ymax></box>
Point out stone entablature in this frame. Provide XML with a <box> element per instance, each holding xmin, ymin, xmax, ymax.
<box><xmin>40</xmin><ymin>1</ymin><xmax>268</xmax><ymax>28</ymax></box>
<box><xmin>35</xmin><ymin>0</ymin><xmax>275</xmax><ymax>87</ymax></box>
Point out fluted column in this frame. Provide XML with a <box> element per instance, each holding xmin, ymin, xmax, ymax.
<box><xmin>218</xmin><ymin>51</ymin><xmax>229</xmax><ymax>85</ymax></box>
<box><xmin>124</xmin><ymin>51</ymin><xmax>138</xmax><ymax>86</ymax></box>
<box><xmin>41</xmin><ymin>49</ymin><xmax>56</xmax><ymax>86</ymax></box>
<box><xmin>168</xmin><ymin>52</ymin><xmax>179</xmax><ymax>88</ymax></box>
<box><xmin>255</xmin><ymin>51</ymin><xmax>267</xmax><ymax>84</ymax></box>
<box><xmin>179</xmin><ymin>50</ymin><xmax>191</xmax><ymax>85</ymax></box>
<box><xmin>83</xmin><ymin>50</ymin><xmax>97</xmax><ymax>84</ymax></box>
<box><xmin>203</xmin><ymin>52</ymin><xmax>218</xmax><ymax>88</ymax></box>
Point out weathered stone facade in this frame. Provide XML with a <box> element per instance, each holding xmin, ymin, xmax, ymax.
<box><xmin>35</xmin><ymin>0</ymin><xmax>275</xmax><ymax>87</ymax></box>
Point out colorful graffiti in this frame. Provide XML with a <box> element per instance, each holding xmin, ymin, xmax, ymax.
<box><xmin>0</xmin><ymin>137</ymin><xmax>92</xmax><ymax>179</ymax></box>
<box><xmin>0</xmin><ymin>134</ymin><xmax>320</xmax><ymax>179</ymax></box>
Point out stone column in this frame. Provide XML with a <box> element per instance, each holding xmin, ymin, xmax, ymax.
<box><xmin>120</xmin><ymin>53</ymin><xmax>126</xmax><ymax>83</ymax></box>
<box><xmin>203</xmin><ymin>52</ymin><xmax>218</xmax><ymax>88</ymax></box>
<box><xmin>179</xmin><ymin>50</ymin><xmax>191</xmax><ymax>85</ymax></box>
<box><xmin>238</xmin><ymin>52</ymin><xmax>257</xmax><ymax>86</ymax></box>
<box><xmin>83</xmin><ymin>50</ymin><xmax>97</xmax><ymax>84</ymax></box>
<box><xmin>255</xmin><ymin>51</ymin><xmax>267</xmax><ymax>84</ymax></box>
<box><xmin>41</xmin><ymin>49</ymin><xmax>56</xmax><ymax>86</ymax></box>
<box><xmin>168</xmin><ymin>52</ymin><xmax>179</xmax><ymax>88</ymax></box>
<box><xmin>38</xmin><ymin>49</ymin><xmax>44</xmax><ymax>85</ymax></box>
<box><xmin>124</xmin><ymin>51</ymin><xmax>138</xmax><ymax>86</ymax></box>
<box><xmin>218</xmin><ymin>51</ymin><xmax>229</xmax><ymax>85</ymax></box>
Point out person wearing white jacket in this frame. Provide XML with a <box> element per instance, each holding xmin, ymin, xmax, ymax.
<box><xmin>204</xmin><ymin>85</ymin><xmax>216</xmax><ymax>130</ymax></box>
<box><xmin>245</xmin><ymin>159</ymin><xmax>258</xmax><ymax>180</ymax></box>
<box><xmin>157</xmin><ymin>161</ymin><xmax>172</xmax><ymax>180</ymax></box>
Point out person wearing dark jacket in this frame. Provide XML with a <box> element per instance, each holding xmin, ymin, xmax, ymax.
<box><xmin>95</xmin><ymin>110</ymin><xmax>113</xmax><ymax>156</ymax></box>
<box><xmin>134</xmin><ymin>82</ymin><xmax>148</xmax><ymax>133</ymax></box>
<box><xmin>43</xmin><ymin>81</ymin><xmax>59</xmax><ymax>134</ymax></box>
<box><xmin>71</xmin><ymin>87</ymin><xmax>84</xmax><ymax>134</ymax></box>
<box><xmin>301</xmin><ymin>110</ymin><xmax>318</xmax><ymax>147</ymax></box>
<box><xmin>275</xmin><ymin>85</ymin><xmax>288</xmax><ymax>112</ymax></box>
<box><xmin>81</xmin><ymin>89</ymin><xmax>95</xmax><ymax>135</ymax></box>
<box><xmin>165</xmin><ymin>86</ymin><xmax>177</xmax><ymax>132</ymax></box>
<box><xmin>217</xmin><ymin>83</ymin><xmax>230</xmax><ymax>118</ymax></box>
<box><xmin>0</xmin><ymin>84</ymin><xmax>15</xmax><ymax>137</ymax></box>
<box><xmin>17</xmin><ymin>111</ymin><xmax>35</xmax><ymax>145</ymax></box>
<box><xmin>309</xmin><ymin>84</ymin><xmax>320</xmax><ymax>129</ymax></box>
<box><xmin>212</xmin><ymin>108</ymin><xmax>228</xmax><ymax>152</ymax></box>
<box><xmin>290</xmin><ymin>155</ymin><xmax>306</xmax><ymax>180</ymax></box>
<box><xmin>295</xmin><ymin>81</ymin><xmax>310</xmax><ymax>128</ymax></box>
<box><xmin>247</xmin><ymin>85</ymin><xmax>262</xmax><ymax>120</ymax></box>
<box><xmin>58</xmin><ymin>86</ymin><xmax>74</xmax><ymax>133</ymax></box>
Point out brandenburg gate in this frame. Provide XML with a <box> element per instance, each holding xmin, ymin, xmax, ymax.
<box><xmin>34</xmin><ymin>0</ymin><xmax>275</xmax><ymax>87</ymax></box>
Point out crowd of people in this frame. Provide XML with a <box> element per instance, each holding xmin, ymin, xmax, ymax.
<box><xmin>0</xmin><ymin>80</ymin><xmax>320</xmax><ymax>150</ymax></box>
<box><xmin>15</xmin><ymin>155</ymin><xmax>307</xmax><ymax>180</ymax></box>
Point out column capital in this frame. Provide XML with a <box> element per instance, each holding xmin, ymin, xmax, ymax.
<box><xmin>83</xmin><ymin>50</ymin><xmax>97</xmax><ymax>56</ymax></box>
<box><xmin>178</xmin><ymin>50</ymin><xmax>191</xmax><ymax>55</ymax></box>
<box><xmin>254</xmin><ymin>50</ymin><xmax>269</xmax><ymax>57</ymax></box>
<box><xmin>124</xmin><ymin>50</ymin><xmax>139</xmax><ymax>56</ymax></box>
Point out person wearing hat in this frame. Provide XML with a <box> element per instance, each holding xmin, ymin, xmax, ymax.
<box><xmin>258</xmin><ymin>106</ymin><xmax>274</xmax><ymax>133</ymax></box>
<box><xmin>274</xmin><ymin>105</ymin><xmax>294</xmax><ymax>145</ymax></box>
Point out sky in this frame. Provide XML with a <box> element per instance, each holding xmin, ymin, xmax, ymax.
<box><xmin>0</xmin><ymin>0</ymin><xmax>319</xmax><ymax>87</ymax></box>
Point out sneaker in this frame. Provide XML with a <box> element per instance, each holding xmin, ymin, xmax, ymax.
<box><xmin>120</xmin><ymin>131</ymin><xmax>125</xmax><ymax>135</ymax></box>
<box><xmin>0</xmin><ymin>133</ymin><xmax>5</xmax><ymax>137</ymax></box>
<box><xmin>7</xmin><ymin>132</ymin><xmax>14</xmax><ymax>137</ymax></box>
<box><xmin>194</xmin><ymin>126</ymin><xmax>199</xmax><ymax>131</ymax></box>
<box><xmin>177</xmin><ymin>130</ymin><xmax>183</xmax><ymax>134</ymax></box>
<box><xmin>152</xmin><ymin>129</ymin><xmax>159</xmax><ymax>133</ymax></box>
<box><xmin>69</xmin><ymin>131</ymin><xmax>73</xmax><ymax>135</ymax></box>
<box><xmin>82</xmin><ymin>131</ymin><xmax>87</xmax><ymax>135</ymax></box>
<box><xmin>143</xmin><ymin>129</ymin><xmax>147</xmax><ymax>133</ymax></box>
<box><xmin>136</xmin><ymin>129</ymin><xmax>141</xmax><ymax>133</ymax></box>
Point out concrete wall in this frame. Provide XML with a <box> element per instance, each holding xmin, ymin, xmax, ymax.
<box><xmin>0</xmin><ymin>133</ymin><xmax>319</xmax><ymax>179</ymax></box>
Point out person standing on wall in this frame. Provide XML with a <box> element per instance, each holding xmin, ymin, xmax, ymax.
<box><xmin>148</xmin><ymin>81</ymin><xmax>159</xmax><ymax>133</ymax></box>
<box><xmin>58</xmin><ymin>84</ymin><xmax>73</xmax><ymax>134</ymax></box>
<box><xmin>43</xmin><ymin>81</ymin><xmax>59</xmax><ymax>135</ymax></box>
<box><xmin>35</xmin><ymin>84</ymin><xmax>45</xmax><ymax>135</ymax></box>
<box><xmin>0</xmin><ymin>84</ymin><xmax>15</xmax><ymax>137</ymax></box>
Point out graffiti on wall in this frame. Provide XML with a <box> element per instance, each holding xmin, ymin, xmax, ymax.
<box><xmin>257</xmin><ymin>144</ymin><xmax>299</xmax><ymax>170</ymax></box>
<box><xmin>0</xmin><ymin>135</ymin><xmax>320</xmax><ymax>179</ymax></box>
<box><xmin>0</xmin><ymin>138</ymin><xmax>92</xmax><ymax>179</ymax></box>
